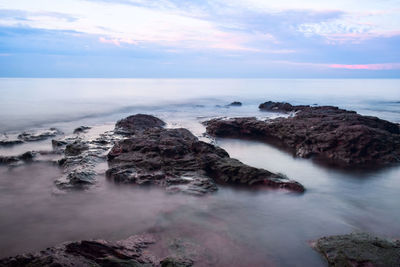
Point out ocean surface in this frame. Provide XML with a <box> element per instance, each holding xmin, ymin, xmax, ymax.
<box><xmin>0</xmin><ymin>78</ymin><xmax>399</xmax><ymax>266</ymax></box>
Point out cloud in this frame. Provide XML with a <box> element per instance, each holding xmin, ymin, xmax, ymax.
<box><xmin>0</xmin><ymin>0</ymin><xmax>283</xmax><ymax>53</ymax></box>
<box><xmin>329</xmin><ymin>63</ymin><xmax>400</xmax><ymax>70</ymax></box>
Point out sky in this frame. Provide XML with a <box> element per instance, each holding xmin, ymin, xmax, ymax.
<box><xmin>0</xmin><ymin>0</ymin><xmax>399</xmax><ymax>78</ymax></box>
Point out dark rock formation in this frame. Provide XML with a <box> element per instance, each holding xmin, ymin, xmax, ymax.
<box><xmin>0</xmin><ymin>234</ymin><xmax>195</xmax><ymax>267</ymax></box>
<box><xmin>312</xmin><ymin>232</ymin><xmax>400</xmax><ymax>267</ymax></box>
<box><xmin>107</xmin><ymin>115</ymin><xmax>304</xmax><ymax>194</ymax></box>
<box><xmin>227</xmin><ymin>101</ymin><xmax>242</xmax><ymax>107</ymax></box>
<box><xmin>204</xmin><ymin>102</ymin><xmax>400</xmax><ymax>166</ymax></box>
<box><xmin>73</xmin><ymin>126</ymin><xmax>91</xmax><ymax>134</ymax></box>
<box><xmin>115</xmin><ymin>114</ymin><xmax>166</xmax><ymax>135</ymax></box>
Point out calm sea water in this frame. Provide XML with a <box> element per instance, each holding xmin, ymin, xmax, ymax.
<box><xmin>0</xmin><ymin>79</ymin><xmax>399</xmax><ymax>266</ymax></box>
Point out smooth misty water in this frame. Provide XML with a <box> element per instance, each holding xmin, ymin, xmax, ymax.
<box><xmin>0</xmin><ymin>79</ymin><xmax>399</xmax><ymax>266</ymax></box>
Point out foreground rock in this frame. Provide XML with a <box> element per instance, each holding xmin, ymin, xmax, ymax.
<box><xmin>0</xmin><ymin>234</ymin><xmax>193</xmax><ymax>267</ymax></box>
<box><xmin>204</xmin><ymin>102</ymin><xmax>400</xmax><ymax>167</ymax></box>
<box><xmin>107</xmin><ymin>115</ymin><xmax>304</xmax><ymax>195</ymax></box>
<box><xmin>312</xmin><ymin>232</ymin><xmax>400</xmax><ymax>267</ymax></box>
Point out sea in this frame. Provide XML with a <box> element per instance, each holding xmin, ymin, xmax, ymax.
<box><xmin>0</xmin><ymin>78</ymin><xmax>399</xmax><ymax>266</ymax></box>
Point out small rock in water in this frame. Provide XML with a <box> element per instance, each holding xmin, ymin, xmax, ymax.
<box><xmin>312</xmin><ymin>232</ymin><xmax>400</xmax><ymax>267</ymax></box>
<box><xmin>17</xmin><ymin>128</ymin><xmax>63</xmax><ymax>142</ymax></box>
<box><xmin>227</xmin><ymin>101</ymin><xmax>242</xmax><ymax>107</ymax></box>
<box><xmin>73</xmin><ymin>126</ymin><xmax>91</xmax><ymax>134</ymax></box>
<box><xmin>0</xmin><ymin>151</ymin><xmax>36</xmax><ymax>165</ymax></box>
<box><xmin>0</xmin><ymin>136</ymin><xmax>23</xmax><ymax>147</ymax></box>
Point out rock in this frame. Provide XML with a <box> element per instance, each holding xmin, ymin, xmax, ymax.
<box><xmin>107</xmin><ymin>115</ymin><xmax>304</xmax><ymax>194</ymax></box>
<box><xmin>73</xmin><ymin>126</ymin><xmax>91</xmax><ymax>134</ymax></box>
<box><xmin>0</xmin><ymin>234</ymin><xmax>158</xmax><ymax>267</ymax></box>
<box><xmin>312</xmin><ymin>232</ymin><xmax>400</xmax><ymax>267</ymax></box>
<box><xmin>55</xmin><ymin>130</ymin><xmax>124</xmax><ymax>190</ymax></box>
<box><xmin>64</xmin><ymin>140</ymin><xmax>89</xmax><ymax>156</ymax></box>
<box><xmin>55</xmin><ymin>169</ymin><xmax>97</xmax><ymax>189</ymax></box>
<box><xmin>258</xmin><ymin>101</ymin><xmax>296</xmax><ymax>112</ymax></box>
<box><xmin>17</xmin><ymin>128</ymin><xmax>63</xmax><ymax>142</ymax></box>
<box><xmin>0</xmin><ymin>151</ymin><xmax>35</xmax><ymax>165</ymax></box>
<box><xmin>227</xmin><ymin>101</ymin><xmax>242</xmax><ymax>107</ymax></box>
<box><xmin>115</xmin><ymin>114</ymin><xmax>166</xmax><ymax>135</ymax></box>
<box><xmin>0</xmin><ymin>138</ymin><xmax>23</xmax><ymax>147</ymax></box>
<box><xmin>204</xmin><ymin>103</ymin><xmax>400</xmax><ymax>167</ymax></box>
<box><xmin>160</xmin><ymin>257</ymin><xmax>193</xmax><ymax>267</ymax></box>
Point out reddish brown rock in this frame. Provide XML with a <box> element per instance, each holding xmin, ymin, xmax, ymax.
<box><xmin>204</xmin><ymin>102</ymin><xmax>400</xmax><ymax>167</ymax></box>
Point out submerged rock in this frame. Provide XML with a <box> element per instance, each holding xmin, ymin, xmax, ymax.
<box><xmin>0</xmin><ymin>138</ymin><xmax>23</xmax><ymax>147</ymax></box>
<box><xmin>17</xmin><ymin>128</ymin><xmax>63</xmax><ymax>142</ymax></box>
<box><xmin>107</xmin><ymin>115</ymin><xmax>304</xmax><ymax>194</ymax></box>
<box><xmin>0</xmin><ymin>128</ymin><xmax>63</xmax><ymax>147</ymax></box>
<box><xmin>0</xmin><ymin>151</ymin><xmax>35</xmax><ymax>165</ymax></box>
<box><xmin>312</xmin><ymin>232</ymin><xmax>400</xmax><ymax>267</ymax></box>
<box><xmin>115</xmin><ymin>114</ymin><xmax>166</xmax><ymax>135</ymax></box>
<box><xmin>204</xmin><ymin>102</ymin><xmax>400</xmax><ymax>167</ymax></box>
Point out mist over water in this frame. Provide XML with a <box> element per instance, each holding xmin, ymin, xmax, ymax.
<box><xmin>0</xmin><ymin>78</ymin><xmax>400</xmax><ymax>266</ymax></box>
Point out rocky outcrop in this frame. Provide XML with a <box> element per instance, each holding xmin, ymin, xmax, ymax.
<box><xmin>204</xmin><ymin>102</ymin><xmax>400</xmax><ymax>166</ymax></box>
<box><xmin>107</xmin><ymin>115</ymin><xmax>305</xmax><ymax>194</ymax></box>
<box><xmin>0</xmin><ymin>234</ymin><xmax>194</xmax><ymax>267</ymax></box>
<box><xmin>312</xmin><ymin>232</ymin><xmax>400</xmax><ymax>267</ymax></box>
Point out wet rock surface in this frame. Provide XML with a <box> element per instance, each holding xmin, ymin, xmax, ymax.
<box><xmin>204</xmin><ymin>102</ymin><xmax>400</xmax><ymax>166</ymax></box>
<box><xmin>312</xmin><ymin>232</ymin><xmax>400</xmax><ymax>267</ymax></box>
<box><xmin>107</xmin><ymin>115</ymin><xmax>305</xmax><ymax>194</ymax></box>
<box><xmin>54</xmin><ymin>131</ymin><xmax>123</xmax><ymax>190</ymax></box>
<box><xmin>0</xmin><ymin>234</ymin><xmax>195</xmax><ymax>267</ymax></box>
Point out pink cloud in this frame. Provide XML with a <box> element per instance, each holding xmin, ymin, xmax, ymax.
<box><xmin>329</xmin><ymin>63</ymin><xmax>400</xmax><ymax>70</ymax></box>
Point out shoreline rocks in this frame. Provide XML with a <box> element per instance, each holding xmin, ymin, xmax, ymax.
<box><xmin>107</xmin><ymin>114</ymin><xmax>305</xmax><ymax>194</ymax></box>
<box><xmin>204</xmin><ymin>102</ymin><xmax>400</xmax><ymax>167</ymax></box>
<box><xmin>0</xmin><ymin>234</ymin><xmax>194</xmax><ymax>267</ymax></box>
<box><xmin>312</xmin><ymin>232</ymin><xmax>400</xmax><ymax>267</ymax></box>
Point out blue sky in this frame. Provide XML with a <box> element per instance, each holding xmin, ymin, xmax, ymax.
<box><xmin>0</xmin><ymin>0</ymin><xmax>400</xmax><ymax>77</ymax></box>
